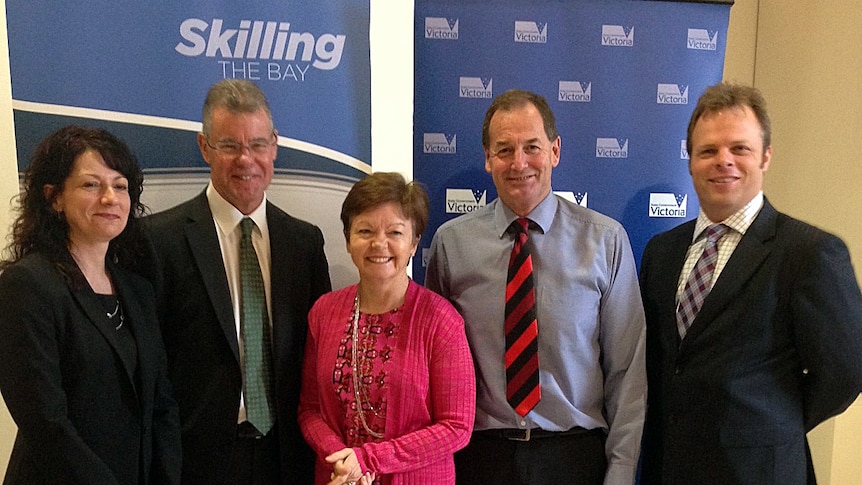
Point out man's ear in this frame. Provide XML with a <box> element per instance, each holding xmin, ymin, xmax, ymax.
<box><xmin>197</xmin><ymin>132</ymin><xmax>212</xmax><ymax>166</ymax></box>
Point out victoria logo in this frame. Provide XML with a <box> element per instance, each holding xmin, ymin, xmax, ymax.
<box><xmin>681</xmin><ymin>140</ymin><xmax>689</xmax><ymax>160</ymax></box>
<box><xmin>687</xmin><ymin>29</ymin><xmax>718</xmax><ymax>51</ymax></box>
<box><xmin>649</xmin><ymin>193</ymin><xmax>687</xmax><ymax>218</ymax></box>
<box><xmin>573</xmin><ymin>192</ymin><xmax>588</xmax><ymax>207</ymax></box>
<box><xmin>515</xmin><ymin>21</ymin><xmax>547</xmax><ymax>43</ymax></box>
<box><xmin>446</xmin><ymin>189</ymin><xmax>487</xmax><ymax>214</ymax></box>
<box><xmin>601</xmin><ymin>25</ymin><xmax>634</xmax><ymax>47</ymax></box>
<box><xmin>425</xmin><ymin>17</ymin><xmax>459</xmax><ymax>40</ymax></box>
<box><xmin>657</xmin><ymin>84</ymin><xmax>688</xmax><ymax>105</ymax></box>
<box><xmin>423</xmin><ymin>133</ymin><xmax>457</xmax><ymax>154</ymax></box>
<box><xmin>596</xmin><ymin>138</ymin><xmax>629</xmax><ymax>158</ymax></box>
<box><xmin>460</xmin><ymin>77</ymin><xmax>493</xmax><ymax>98</ymax></box>
<box><xmin>555</xmin><ymin>191</ymin><xmax>588</xmax><ymax>208</ymax></box>
<box><xmin>559</xmin><ymin>81</ymin><xmax>591</xmax><ymax>102</ymax></box>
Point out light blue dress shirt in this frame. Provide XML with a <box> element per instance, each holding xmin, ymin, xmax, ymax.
<box><xmin>425</xmin><ymin>192</ymin><xmax>646</xmax><ymax>484</ymax></box>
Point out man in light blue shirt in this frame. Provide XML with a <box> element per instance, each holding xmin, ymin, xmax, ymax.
<box><xmin>425</xmin><ymin>89</ymin><xmax>646</xmax><ymax>484</ymax></box>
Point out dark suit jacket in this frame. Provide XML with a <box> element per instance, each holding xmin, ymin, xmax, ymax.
<box><xmin>639</xmin><ymin>199</ymin><xmax>862</xmax><ymax>485</ymax></box>
<box><xmin>0</xmin><ymin>251</ymin><xmax>181</xmax><ymax>484</ymax></box>
<box><xmin>143</xmin><ymin>191</ymin><xmax>331</xmax><ymax>484</ymax></box>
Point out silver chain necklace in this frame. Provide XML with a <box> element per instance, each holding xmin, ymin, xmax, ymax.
<box><xmin>351</xmin><ymin>292</ymin><xmax>384</xmax><ymax>439</ymax></box>
<box><xmin>107</xmin><ymin>300</ymin><xmax>124</xmax><ymax>331</ymax></box>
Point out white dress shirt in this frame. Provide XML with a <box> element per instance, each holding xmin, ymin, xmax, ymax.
<box><xmin>206</xmin><ymin>183</ymin><xmax>272</xmax><ymax>423</ymax></box>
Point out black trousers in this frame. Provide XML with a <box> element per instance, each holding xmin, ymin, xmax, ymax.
<box><xmin>455</xmin><ymin>428</ymin><xmax>607</xmax><ymax>485</ymax></box>
<box><xmin>224</xmin><ymin>422</ymin><xmax>280</xmax><ymax>485</ymax></box>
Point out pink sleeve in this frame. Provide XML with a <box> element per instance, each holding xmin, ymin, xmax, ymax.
<box><xmin>298</xmin><ymin>300</ymin><xmax>348</xmax><ymax>459</ymax></box>
<box><xmin>353</xmin><ymin>298</ymin><xmax>476</xmax><ymax>475</ymax></box>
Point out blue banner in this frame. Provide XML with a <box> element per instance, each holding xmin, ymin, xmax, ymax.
<box><xmin>8</xmin><ymin>1</ymin><xmax>370</xmax><ymax>178</ymax></box>
<box><xmin>7</xmin><ymin>1</ymin><xmax>371</xmax><ymax>288</ymax></box>
<box><xmin>413</xmin><ymin>0</ymin><xmax>731</xmax><ymax>281</ymax></box>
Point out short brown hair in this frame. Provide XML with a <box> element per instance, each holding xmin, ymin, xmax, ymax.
<box><xmin>340</xmin><ymin>172</ymin><xmax>429</xmax><ymax>241</ymax></box>
<box><xmin>482</xmin><ymin>89</ymin><xmax>559</xmax><ymax>149</ymax></box>
<box><xmin>687</xmin><ymin>82</ymin><xmax>771</xmax><ymax>155</ymax></box>
<box><xmin>201</xmin><ymin>79</ymin><xmax>273</xmax><ymax>135</ymax></box>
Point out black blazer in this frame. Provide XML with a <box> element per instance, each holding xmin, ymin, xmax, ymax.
<box><xmin>142</xmin><ymin>191</ymin><xmax>331</xmax><ymax>484</ymax></box>
<box><xmin>0</xmin><ymin>251</ymin><xmax>181</xmax><ymax>484</ymax></box>
<box><xmin>638</xmin><ymin>199</ymin><xmax>862</xmax><ymax>484</ymax></box>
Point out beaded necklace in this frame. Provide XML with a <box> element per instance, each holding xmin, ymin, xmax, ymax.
<box><xmin>350</xmin><ymin>293</ymin><xmax>384</xmax><ymax>439</ymax></box>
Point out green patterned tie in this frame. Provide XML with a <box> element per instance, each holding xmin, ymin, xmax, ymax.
<box><xmin>239</xmin><ymin>217</ymin><xmax>275</xmax><ymax>435</ymax></box>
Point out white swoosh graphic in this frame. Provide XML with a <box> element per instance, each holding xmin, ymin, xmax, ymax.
<box><xmin>12</xmin><ymin>100</ymin><xmax>371</xmax><ymax>174</ymax></box>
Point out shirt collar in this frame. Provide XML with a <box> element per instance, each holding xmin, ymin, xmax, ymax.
<box><xmin>692</xmin><ymin>191</ymin><xmax>764</xmax><ymax>242</ymax></box>
<box><xmin>206</xmin><ymin>182</ymin><xmax>268</xmax><ymax>236</ymax></box>
<box><xmin>494</xmin><ymin>191</ymin><xmax>556</xmax><ymax>238</ymax></box>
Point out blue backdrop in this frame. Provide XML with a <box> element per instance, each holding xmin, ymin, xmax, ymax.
<box><xmin>413</xmin><ymin>0</ymin><xmax>731</xmax><ymax>281</ymax></box>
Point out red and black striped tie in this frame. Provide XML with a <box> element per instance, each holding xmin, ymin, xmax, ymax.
<box><xmin>505</xmin><ymin>217</ymin><xmax>541</xmax><ymax>416</ymax></box>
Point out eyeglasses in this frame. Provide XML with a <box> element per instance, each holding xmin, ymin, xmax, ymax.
<box><xmin>204</xmin><ymin>132</ymin><xmax>277</xmax><ymax>157</ymax></box>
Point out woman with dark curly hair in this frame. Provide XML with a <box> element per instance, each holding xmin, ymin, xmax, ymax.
<box><xmin>0</xmin><ymin>125</ymin><xmax>181</xmax><ymax>484</ymax></box>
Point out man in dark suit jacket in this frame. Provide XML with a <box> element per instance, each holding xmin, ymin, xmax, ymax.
<box><xmin>144</xmin><ymin>79</ymin><xmax>331</xmax><ymax>484</ymax></box>
<box><xmin>639</xmin><ymin>82</ymin><xmax>862</xmax><ymax>484</ymax></box>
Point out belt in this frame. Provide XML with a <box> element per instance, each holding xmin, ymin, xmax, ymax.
<box><xmin>474</xmin><ymin>426</ymin><xmax>592</xmax><ymax>442</ymax></box>
<box><xmin>236</xmin><ymin>421</ymin><xmax>265</xmax><ymax>440</ymax></box>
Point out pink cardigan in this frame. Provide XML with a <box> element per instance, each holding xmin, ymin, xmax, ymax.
<box><xmin>299</xmin><ymin>280</ymin><xmax>475</xmax><ymax>485</ymax></box>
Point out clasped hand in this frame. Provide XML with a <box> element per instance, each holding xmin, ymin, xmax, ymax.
<box><xmin>326</xmin><ymin>448</ymin><xmax>375</xmax><ymax>485</ymax></box>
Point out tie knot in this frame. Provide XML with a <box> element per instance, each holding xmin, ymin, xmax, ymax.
<box><xmin>705</xmin><ymin>223</ymin><xmax>728</xmax><ymax>242</ymax></box>
<box><xmin>240</xmin><ymin>217</ymin><xmax>255</xmax><ymax>238</ymax></box>
<box><xmin>510</xmin><ymin>218</ymin><xmax>530</xmax><ymax>235</ymax></box>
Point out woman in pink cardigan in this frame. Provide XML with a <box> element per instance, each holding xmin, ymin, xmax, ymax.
<box><xmin>298</xmin><ymin>172</ymin><xmax>476</xmax><ymax>485</ymax></box>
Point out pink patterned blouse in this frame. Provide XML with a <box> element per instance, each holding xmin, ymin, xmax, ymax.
<box><xmin>334</xmin><ymin>304</ymin><xmax>401</xmax><ymax>446</ymax></box>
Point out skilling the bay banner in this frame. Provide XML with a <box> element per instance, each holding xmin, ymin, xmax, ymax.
<box><xmin>413</xmin><ymin>0</ymin><xmax>733</xmax><ymax>281</ymax></box>
<box><xmin>6</xmin><ymin>1</ymin><xmax>371</xmax><ymax>289</ymax></box>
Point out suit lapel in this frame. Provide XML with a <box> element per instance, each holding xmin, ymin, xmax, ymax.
<box><xmin>658</xmin><ymin>224</ymin><xmax>695</xmax><ymax>314</ymax></box>
<box><xmin>266</xmin><ymin>203</ymin><xmax>293</xmax><ymax>360</ymax></box>
<box><xmin>681</xmin><ymin>201</ymin><xmax>778</xmax><ymax>347</ymax></box>
<box><xmin>110</xmin><ymin>264</ymin><xmax>146</xmax><ymax>396</ymax></box>
<box><xmin>185</xmin><ymin>194</ymin><xmax>241</xmax><ymax>364</ymax></box>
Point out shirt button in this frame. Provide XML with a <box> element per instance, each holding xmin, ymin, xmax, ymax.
<box><xmin>520</xmin><ymin>420</ymin><xmax>527</xmax><ymax>427</ymax></box>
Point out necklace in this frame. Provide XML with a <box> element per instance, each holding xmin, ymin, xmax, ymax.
<box><xmin>351</xmin><ymin>292</ymin><xmax>384</xmax><ymax>439</ymax></box>
<box><xmin>107</xmin><ymin>300</ymin><xmax>124</xmax><ymax>331</ymax></box>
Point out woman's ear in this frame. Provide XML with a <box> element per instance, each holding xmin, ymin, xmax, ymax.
<box><xmin>44</xmin><ymin>184</ymin><xmax>63</xmax><ymax>212</ymax></box>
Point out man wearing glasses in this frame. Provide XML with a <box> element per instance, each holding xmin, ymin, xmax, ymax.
<box><xmin>144</xmin><ymin>79</ymin><xmax>331</xmax><ymax>484</ymax></box>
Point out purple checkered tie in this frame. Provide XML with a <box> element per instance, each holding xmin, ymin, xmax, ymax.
<box><xmin>677</xmin><ymin>224</ymin><xmax>729</xmax><ymax>338</ymax></box>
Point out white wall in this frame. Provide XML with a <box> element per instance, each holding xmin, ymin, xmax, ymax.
<box><xmin>750</xmin><ymin>1</ymin><xmax>862</xmax><ymax>482</ymax></box>
<box><xmin>0</xmin><ymin>2</ymin><xmax>20</xmax><ymax>473</ymax></box>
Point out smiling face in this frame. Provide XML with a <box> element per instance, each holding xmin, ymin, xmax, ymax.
<box><xmin>51</xmin><ymin>149</ymin><xmax>130</xmax><ymax>251</ymax></box>
<box><xmin>346</xmin><ymin>201</ymin><xmax>418</xmax><ymax>287</ymax></box>
<box><xmin>689</xmin><ymin>105</ymin><xmax>771</xmax><ymax>222</ymax></box>
<box><xmin>198</xmin><ymin>106</ymin><xmax>276</xmax><ymax>215</ymax></box>
<box><xmin>484</xmin><ymin>103</ymin><xmax>560</xmax><ymax>217</ymax></box>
